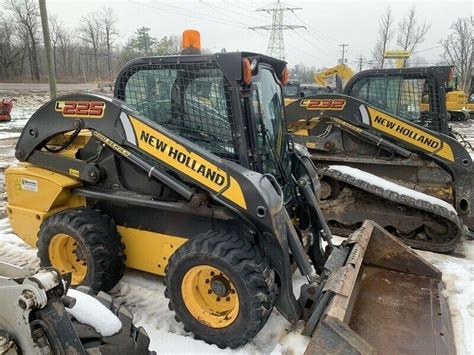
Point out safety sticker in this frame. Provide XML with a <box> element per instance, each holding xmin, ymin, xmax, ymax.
<box><xmin>21</xmin><ymin>178</ymin><xmax>38</xmax><ymax>192</ymax></box>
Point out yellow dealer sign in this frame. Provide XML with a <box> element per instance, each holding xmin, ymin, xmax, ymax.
<box><xmin>383</xmin><ymin>50</ymin><xmax>411</xmax><ymax>58</ymax></box>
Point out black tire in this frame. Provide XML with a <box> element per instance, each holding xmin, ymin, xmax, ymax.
<box><xmin>164</xmin><ymin>230</ymin><xmax>277</xmax><ymax>349</ymax></box>
<box><xmin>37</xmin><ymin>207</ymin><xmax>125</xmax><ymax>292</ymax></box>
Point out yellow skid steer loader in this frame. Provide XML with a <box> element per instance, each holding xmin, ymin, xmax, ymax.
<box><xmin>4</xmin><ymin>31</ymin><xmax>455</xmax><ymax>353</ymax></box>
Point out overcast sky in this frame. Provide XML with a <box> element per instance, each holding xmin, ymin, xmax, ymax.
<box><xmin>44</xmin><ymin>0</ymin><xmax>471</xmax><ymax>69</ymax></box>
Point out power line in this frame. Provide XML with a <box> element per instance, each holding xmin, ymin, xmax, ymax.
<box><xmin>413</xmin><ymin>45</ymin><xmax>444</xmax><ymax>54</ymax></box>
<box><xmin>200</xmin><ymin>1</ymin><xmax>238</xmax><ymax>23</ymax></box>
<box><xmin>249</xmin><ymin>1</ymin><xmax>306</xmax><ymax>60</ymax></box>
<box><xmin>286</xmin><ymin>10</ymin><xmax>340</xmax><ymax>52</ymax></box>
<box><xmin>286</xmin><ymin>31</ymin><xmax>334</xmax><ymax>60</ymax></box>
<box><xmin>252</xmin><ymin>29</ymin><xmax>320</xmax><ymax>62</ymax></box>
<box><xmin>221</xmin><ymin>1</ymin><xmax>271</xmax><ymax>23</ymax></box>
<box><xmin>130</xmin><ymin>1</ymin><xmax>248</xmax><ymax>29</ymax></box>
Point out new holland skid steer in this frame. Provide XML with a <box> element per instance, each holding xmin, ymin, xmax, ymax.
<box><xmin>286</xmin><ymin>65</ymin><xmax>473</xmax><ymax>252</ymax></box>
<box><xmin>4</xmin><ymin>31</ymin><xmax>455</xmax><ymax>353</ymax></box>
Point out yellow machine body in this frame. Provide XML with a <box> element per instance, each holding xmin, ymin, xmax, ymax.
<box><xmin>6</xmin><ymin>165</ymin><xmax>85</xmax><ymax>247</ymax></box>
<box><xmin>5</xmin><ymin>165</ymin><xmax>187</xmax><ymax>276</ymax></box>
<box><xmin>446</xmin><ymin>90</ymin><xmax>469</xmax><ymax>111</ymax></box>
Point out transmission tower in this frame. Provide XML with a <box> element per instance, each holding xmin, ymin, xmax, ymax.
<box><xmin>249</xmin><ymin>1</ymin><xmax>305</xmax><ymax>60</ymax></box>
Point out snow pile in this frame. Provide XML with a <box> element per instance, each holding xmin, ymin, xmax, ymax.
<box><xmin>329</xmin><ymin>165</ymin><xmax>457</xmax><ymax>213</ymax></box>
<box><xmin>67</xmin><ymin>288</ymin><xmax>122</xmax><ymax>337</ymax></box>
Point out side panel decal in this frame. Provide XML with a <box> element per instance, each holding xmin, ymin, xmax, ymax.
<box><xmin>367</xmin><ymin>107</ymin><xmax>454</xmax><ymax>162</ymax></box>
<box><xmin>55</xmin><ymin>101</ymin><xmax>106</xmax><ymax>119</ymax></box>
<box><xmin>128</xmin><ymin>116</ymin><xmax>247</xmax><ymax>209</ymax></box>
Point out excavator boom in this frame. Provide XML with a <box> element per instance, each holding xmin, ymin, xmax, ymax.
<box><xmin>314</xmin><ymin>64</ymin><xmax>354</xmax><ymax>88</ymax></box>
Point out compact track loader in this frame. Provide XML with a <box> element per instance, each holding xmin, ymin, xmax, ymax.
<box><xmin>4</xmin><ymin>31</ymin><xmax>455</xmax><ymax>352</ymax></box>
<box><xmin>286</xmin><ymin>66</ymin><xmax>473</xmax><ymax>252</ymax></box>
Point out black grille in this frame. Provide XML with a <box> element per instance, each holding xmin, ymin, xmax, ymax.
<box><xmin>349</xmin><ymin>73</ymin><xmax>446</xmax><ymax>133</ymax></box>
<box><xmin>116</xmin><ymin>61</ymin><xmax>239</xmax><ymax>162</ymax></box>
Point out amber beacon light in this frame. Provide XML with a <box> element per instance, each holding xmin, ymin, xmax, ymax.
<box><xmin>182</xmin><ymin>30</ymin><xmax>201</xmax><ymax>54</ymax></box>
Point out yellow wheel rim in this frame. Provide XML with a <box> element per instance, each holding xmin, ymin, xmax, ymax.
<box><xmin>48</xmin><ymin>233</ymin><xmax>88</xmax><ymax>285</ymax></box>
<box><xmin>181</xmin><ymin>265</ymin><xmax>240</xmax><ymax>328</ymax></box>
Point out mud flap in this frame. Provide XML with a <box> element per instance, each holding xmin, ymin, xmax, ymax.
<box><xmin>305</xmin><ymin>220</ymin><xmax>456</xmax><ymax>355</ymax></box>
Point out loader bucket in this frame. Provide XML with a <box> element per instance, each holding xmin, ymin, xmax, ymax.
<box><xmin>305</xmin><ymin>220</ymin><xmax>456</xmax><ymax>355</ymax></box>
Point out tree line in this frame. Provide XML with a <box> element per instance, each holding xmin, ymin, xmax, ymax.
<box><xmin>1</xmin><ymin>0</ymin><xmax>471</xmax><ymax>92</ymax></box>
<box><xmin>0</xmin><ymin>0</ymin><xmax>182</xmax><ymax>82</ymax></box>
<box><xmin>290</xmin><ymin>6</ymin><xmax>472</xmax><ymax>93</ymax></box>
<box><xmin>372</xmin><ymin>5</ymin><xmax>472</xmax><ymax>92</ymax></box>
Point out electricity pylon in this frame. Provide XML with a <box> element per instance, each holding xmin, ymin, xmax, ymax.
<box><xmin>249</xmin><ymin>0</ymin><xmax>305</xmax><ymax>60</ymax></box>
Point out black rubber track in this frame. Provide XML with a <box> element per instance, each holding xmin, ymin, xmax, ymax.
<box><xmin>164</xmin><ymin>230</ymin><xmax>277</xmax><ymax>349</ymax></box>
<box><xmin>37</xmin><ymin>207</ymin><xmax>126</xmax><ymax>292</ymax></box>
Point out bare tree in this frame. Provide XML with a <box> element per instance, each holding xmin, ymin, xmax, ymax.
<box><xmin>372</xmin><ymin>6</ymin><xmax>394</xmax><ymax>68</ymax></box>
<box><xmin>49</xmin><ymin>15</ymin><xmax>60</xmax><ymax>76</ymax></box>
<box><xmin>441</xmin><ymin>18</ymin><xmax>473</xmax><ymax>92</ymax></box>
<box><xmin>397</xmin><ymin>5</ymin><xmax>431</xmax><ymax>67</ymax></box>
<box><xmin>101</xmin><ymin>7</ymin><xmax>118</xmax><ymax>77</ymax></box>
<box><xmin>79</xmin><ymin>13</ymin><xmax>102</xmax><ymax>77</ymax></box>
<box><xmin>0</xmin><ymin>16</ymin><xmax>26</xmax><ymax>78</ymax></box>
<box><xmin>49</xmin><ymin>16</ymin><xmax>75</xmax><ymax>78</ymax></box>
<box><xmin>7</xmin><ymin>0</ymin><xmax>41</xmax><ymax>80</ymax></box>
<box><xmin>58</xmin><ymin>27</ymin><xmax>75</xmax><ymax>78</ymax></box>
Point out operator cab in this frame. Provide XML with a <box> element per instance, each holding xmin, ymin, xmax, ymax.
<box><xmin>345</xmin><ymin>66</ymin><xmax>452</xmax><ymax>134</ymax></box>
<box><xmin>114</xmin><ymin>47</ymin><xmax>290</xmax><ymax>187</ymax></box>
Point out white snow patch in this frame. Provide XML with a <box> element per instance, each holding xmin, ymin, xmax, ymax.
<box><xmin>0</xmin><ymin>132</ymin><xmax>21</xmax><ymax>140</ymax></box>
<box><xmin>67</xmin><ymin>288</ymin><xmax>122</xmax><ymax>337</ymax></box>
<box><xmin>329</xmin><ymin>165</ymin><xmax>457</xmax><ymax>213</ymax></box>
<box><xmin>418</xmin><ymin>243</ymin><xmax>474</xmax><ymax>355</ymax></box>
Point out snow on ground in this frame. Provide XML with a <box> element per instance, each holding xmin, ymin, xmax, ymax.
<box><xmin>418</xmin><ymin>246</ymin><xmax>474</xmax><ymax>355</ymax></box>
<box><xmin>0</xmin><ymin>95</ymin><xmax>48</xmax><ymax>140</ymax></box>
<box><xmin>67</xmin><ymin>288</ymin><xmax>123</xmax><ymax>337</ymax></box>
<box><xmin>0</xmin><ymin>95</ymin><xmax>473</xmax><ymax>354</ymax></box>
<box><xmin>451</xmin><ymin>120</ymin><xmax>474</xmax><ymax>160</ymax></box>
